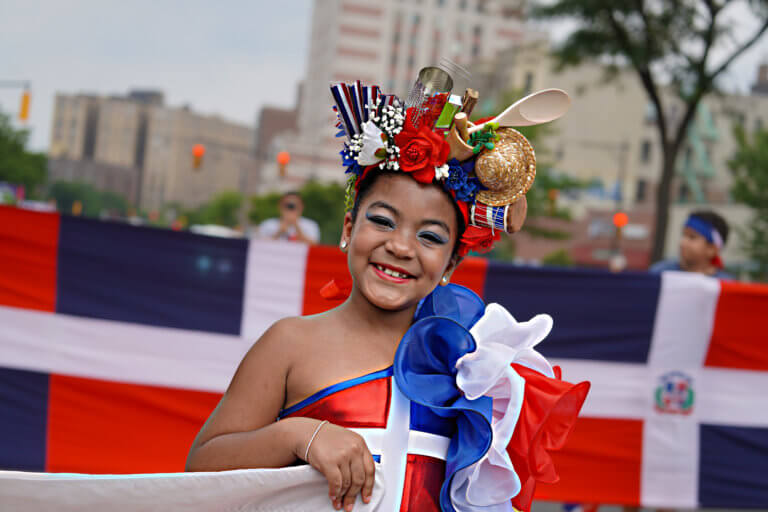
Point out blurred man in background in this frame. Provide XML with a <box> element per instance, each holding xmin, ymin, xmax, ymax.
<box><xmin>650</xmin><ymin>210</ymin><xmax>733</xmax><ymax>279</ymax></box>
<box><xmin>256</xmin><ymin>191</ymin><xmax>319</xmax><ymax>244</ymax></box>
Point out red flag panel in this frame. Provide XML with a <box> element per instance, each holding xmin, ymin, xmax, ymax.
<box><xmin>46</xmin><ymin>374</ymin><xmax>221</xmax><ymax>473</ymax></box>
<box><xmin>705</xmin><ymin>280</ymin><xmax>768</xmax><ymax>371</ymax></box>
<box><xmin>0</xmin><ymin>206</ymin><xmax>59</xmax><ymax>312</ymax></box>
<box><xmin>534</xmin><ymin>417</ymin><xmax>643</xmax><ymax>506</ymax></box>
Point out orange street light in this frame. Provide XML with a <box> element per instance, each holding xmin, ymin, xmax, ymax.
<box><xmin>192</xmin><ymin>144</ymin><xmax>206</xmax><ymax>169</ymax></box>
<box><xmin>277</xmin><ymin>151</ymin><xmax>291</xmax><ymax>178</ymax></box>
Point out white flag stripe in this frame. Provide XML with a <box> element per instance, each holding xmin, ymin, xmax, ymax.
<box><xmin>641</xmin><ymin>417</ymin><xmax>699</xmax><ymax>508</ymax></box>
<box><xmin>0</xmin><ymin>305</ymin><xmax>246</xmax><ymax>393</ymax></box>
<box><xmin>239</xmin><ymin>240</ymin><xmax>308</xmax><ymax>342</ymax></box>
<box><xmin>551</xmin><ymin>359</ymin><xmax>648</xmax><ymax>419</ymax></box>
<box><xmin>0</xmin><ymin>466</ymin><xmax>385</xmax><ymax>512</ymax></box>
<box><xmin>648</xmin><ymin>271</ymin><xmax>720</xmax><ymax>368</ymax></box>
<box><xmin>698</xmin><ymin>367</ymin><xmax>768</xmax><ymax>426</ymax></box>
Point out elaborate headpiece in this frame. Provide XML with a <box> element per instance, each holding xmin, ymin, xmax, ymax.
<box><xmin>331</xmin><ymin>66</ymin><xmax>570</xmax><ymax>257</ymax></box>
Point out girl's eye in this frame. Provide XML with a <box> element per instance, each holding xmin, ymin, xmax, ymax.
<box><xmin>419</xmin><ymin>231</ymin><xmax>448</xmax><ymax>245</ymax></box>
<box><xmin>366</xmin><ymin>213</ymin><xmax>394</xmax><ymax>229</ymax></box>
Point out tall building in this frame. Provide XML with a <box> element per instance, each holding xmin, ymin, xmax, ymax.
<box><xmin>49</xmin><ymin>91</ymin><xmax>254</xmax><ymax>211</ymax></box>
<box><xmin>257</xmin><ymin>0</ymin><xmax>538</xmax><ymax>192</ymax></box>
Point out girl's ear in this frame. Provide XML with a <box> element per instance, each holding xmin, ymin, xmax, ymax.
<box><xmin>441</xmin><ymin>253</ymin><xmax>463</xmax><ymax>285</ymax></box>
<box><xmin>341</xmin><ymin>211</ymin><xmax>354</xmax><ymax>247</ymax></box>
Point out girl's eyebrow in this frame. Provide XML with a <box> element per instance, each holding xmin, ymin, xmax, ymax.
<box><xmin>367</xmin><ymin>201</ymin><xmax>399</xmax><ymax>218</ymax></box>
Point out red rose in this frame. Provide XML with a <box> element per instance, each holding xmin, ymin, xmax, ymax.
<box><xmin>394</xmin><ymin>109</ymin><xmax>450</xmax><ymax>184</ymax></box>
<box><xmin>458</xmin><ymin>225</ymin><xmax>501</xmax><ymax>257</ymax></box>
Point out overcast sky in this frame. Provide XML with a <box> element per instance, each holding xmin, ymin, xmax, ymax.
<box><xmin>2</xmin><ymin>1</ymin><xmax>767</xmax><ymax>152</ymax></box>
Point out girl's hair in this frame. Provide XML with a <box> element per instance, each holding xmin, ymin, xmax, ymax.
<box><xmin>350</xmin><ymin>171</ymin><xmax>466</xmax><ymax>256</ymax></box>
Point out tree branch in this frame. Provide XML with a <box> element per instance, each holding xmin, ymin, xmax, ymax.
<box><xmin>709</xmin><ymin>13</ymin><xmax>768</xmax><ymax>80</ymax></box>
<box><xmin>605</xmin><ymin>9</ymin><xmax>669</xmax><ymax>147</ymax></box>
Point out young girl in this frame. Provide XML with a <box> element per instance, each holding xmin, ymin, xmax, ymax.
<box><xmin>186</xmin><ymin>78</ymin><xmax>589</xmax><ymax>512</ymax></box>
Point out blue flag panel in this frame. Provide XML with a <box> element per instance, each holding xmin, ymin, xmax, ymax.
<box><xmin>0</xmin><ymin>367</ymin><xmax>48</xmax><ymax>471</ymax></box>
<box><xmin>699</xmin><ymin>424</ymin><xmax>768</xmax><ymax>507</ymax></box>
<box><xmin>57</xmin><ymin>216</ymin><xmax>248</xmax><ymax>335</ymax></box>
<box><xmin>483</xmin><ymin>264</ymin><xmax>659</xmax><ymax>363</ymax></box>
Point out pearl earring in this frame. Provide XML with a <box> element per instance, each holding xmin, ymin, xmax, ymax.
<box><xmin>441</xmin><ymin>275</ymin><xmax>449</xmax><ymax>285</ymax></box>
<box><xmin>340</xmin><ymin>240</ymin><xmax>348</xmax><ymax>250</ymax></box>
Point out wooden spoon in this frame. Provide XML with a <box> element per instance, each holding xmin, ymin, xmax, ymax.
<box><xmin>468</xmin><ymin>88</ymin><xmax>571</xmax><ymax>134</ymax></box>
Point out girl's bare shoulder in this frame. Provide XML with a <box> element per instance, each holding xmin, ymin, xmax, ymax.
<box><xmin>246</xmin><ymin>313</ymin><xmax>338</xmax><ymax>368</ymax></box>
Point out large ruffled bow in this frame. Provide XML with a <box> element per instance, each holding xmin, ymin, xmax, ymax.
<box><xmin>394</xmin><ymin>284</ymin><xmax>590</xmax><ymax>512</ymax></box>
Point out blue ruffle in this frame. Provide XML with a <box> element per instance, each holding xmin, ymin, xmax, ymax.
<box><xmin>395</xmin><ymin>284</ymin><xmax>493</xmax><ymax>512</ymax></box>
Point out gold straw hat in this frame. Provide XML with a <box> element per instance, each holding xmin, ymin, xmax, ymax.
<box><xmin>475</xmin><ymin>128</ymin><xmax>536</xmax><ymax>206</ymax></box>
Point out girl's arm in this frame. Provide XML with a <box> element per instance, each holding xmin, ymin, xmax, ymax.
<box><xmin>185</xmin><ymin>318</ymin><xmax>376</xmax><ymax>511</ymax></box>
<box><xmin>185</xmin><ymin>318</ymin><xmax>310</xmax><ymax>471</ymax></box>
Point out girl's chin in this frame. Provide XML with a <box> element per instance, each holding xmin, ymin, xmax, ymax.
<box><xmin>361</xmin><ymin>284</ymin><xmax>417</xmax><ymax>311</ymax></box>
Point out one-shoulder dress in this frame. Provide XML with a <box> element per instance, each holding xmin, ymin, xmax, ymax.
<box><xmin>278</xmin><ymin>284</ymin><xmax>590</xmax><ymax>512</ymax></box>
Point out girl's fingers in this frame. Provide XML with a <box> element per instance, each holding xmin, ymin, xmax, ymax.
<box><xmin>361</xmin><ymin>450</ymin><xmax>376</xmax><ymax>503</ymax></box>
<box><xmin>343</xmin><ymin>456</ymin><xmax>366</xmax><ymax>511</ymax></box>
<box><xmin>325</xmin><ymin>464</ymin><xmax>343</xmax><ymax>504</ymax></box>
<box><xmin>337</xmin><ymin>460</ymin><xmax>352</xmax><ymax>510</ymax></box>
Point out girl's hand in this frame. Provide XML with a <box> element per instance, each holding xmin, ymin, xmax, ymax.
<box><xmin>297</xmin><ymin>420</ymin><xmax>375</xmax><ymax>511</ymax></box>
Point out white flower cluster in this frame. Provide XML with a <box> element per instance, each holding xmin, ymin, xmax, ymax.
<box><xmin>373</xmin><ymin>103</ymin><xmax>405</xmax><ymax>170</ymax></box>
<box><xmin>343</xmin><ymin>100</ymin><xmax>406</xmax><ymax>172</ymax></box>
<box><xmin>434</xmin><ymin>163</ymin><xmax>450</xmax><ymax>181</ymax></box>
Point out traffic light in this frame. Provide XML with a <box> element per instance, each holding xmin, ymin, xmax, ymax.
<box><xmin>19</xmin><ymin>90</ymin><xmax>30</xmax><ymax>122</ymax></box>
<box><xmin>277</xmin><ymin>151</ymin><xmax>290</xmax><ymax>178</ymax></box>
<box><xmin>192</xmin><ymin>144</ymin><xmax>205</xmax><ymax>169</ymax></box>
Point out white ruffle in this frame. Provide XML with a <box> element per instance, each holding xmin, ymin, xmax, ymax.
<box><xmin>451</xmin><ymin>303</ymin><xmax>555</xmax><ymax>511</ymax></box>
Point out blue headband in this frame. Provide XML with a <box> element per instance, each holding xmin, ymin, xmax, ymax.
<box><xmin>685</xmin><ymin>216</ymin><xmax>723</xmax><ymax>248</ymax></box>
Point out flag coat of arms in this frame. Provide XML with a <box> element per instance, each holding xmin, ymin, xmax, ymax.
<box><xmin>1</xmin><ymin>206</ymin><xmax>767</xmax><ymax>508</ymax></box>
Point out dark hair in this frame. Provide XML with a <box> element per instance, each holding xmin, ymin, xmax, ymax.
<box><xmin>350</xmin><ymin>170</ymin><xmax>466</xmax><ymax>255</ymax></box>
<box><xmin>690</xmin><ymin>210</ymin><xmax>729</xmax><ymax>245</ymax></box>
<box><xmin>282</xmin><ymin>190</ymin><xmax>302</xmax><ymax>200</ymax></box>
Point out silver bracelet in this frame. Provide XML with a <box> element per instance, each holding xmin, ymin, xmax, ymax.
<box><xmin>304</xmin><ymin>420</ymin><xmax>329</xmax><ymax>462</ymax></box>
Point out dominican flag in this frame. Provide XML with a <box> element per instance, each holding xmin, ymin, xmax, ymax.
<box><xmin>1</xmin><ymin>205</ymin><xmax>767</xmax><ymax>508</ymax></box>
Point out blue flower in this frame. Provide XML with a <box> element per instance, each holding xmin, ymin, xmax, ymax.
<box><xmin>340</xmin><ymin>148</ymin><xmax>364</xmax><ymax>175</ymax></box>
<box><xmin>444</xmin><ymin>158</ymin><xmax>483</xmax><ymax>202</ymax></box>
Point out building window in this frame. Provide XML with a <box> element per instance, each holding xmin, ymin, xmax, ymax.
<box><xmin>477</xmin><ymin>0</ymin><xmax>487</xmax><ymax>12</ymax></box>
<box><xmin>636</xmin><ymin>179</ymin><xmax>647</xmax><ymax>203</ymax></box>
<box><xmin>437</xmin><ymin>0</ymin><xmax>445</xmax><ymax>5</ymax></box>
<box><xmin>640</xmin><ymin>140</ymin><xmax>652</xmax><ymax>163</ymax></box>
<box><xmin>756</xmin><ymin>117</ymin><xmax>764</xmax><ymax>132</ymax></box>
<box><xmin>523</xmin><ymin>72</ymin><xmax>534</xmax><ymax>95</ymax></box>
<box><xmin>678</xmin><ymin>183</ymin><xmax>690</xmax><ymax>202</ymax></box>
<box><xmin>412</xmin><ymin>13</ymin><xmax>421</xmax><ymax>25</ymax></box>
<box><xmin>459</xmin><ymin>0</ymin><xmax>467</xmax><ymax>9</ymax></box>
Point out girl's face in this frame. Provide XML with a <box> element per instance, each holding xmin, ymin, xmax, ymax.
<box><xmin>343</xmin><ymin>173</ymin><xmax>460</xmax><ymax>312</ymax></box>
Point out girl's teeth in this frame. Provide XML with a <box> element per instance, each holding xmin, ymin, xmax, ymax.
<box><xmin>376</xmin><ymin>264</ymin><xmax>407</xmax><ymax>278</ymax></box>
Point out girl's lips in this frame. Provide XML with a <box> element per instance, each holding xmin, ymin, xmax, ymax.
<box><xmin>370</xmin><ymin>263</ymin><xmax>411</xmax><ymax>283</ymax></box>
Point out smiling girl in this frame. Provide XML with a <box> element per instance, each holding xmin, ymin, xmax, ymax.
<box><xmin>186</xmin><ymin>76</ymin><xmax>589</xmax><ymax>512</ymax></box>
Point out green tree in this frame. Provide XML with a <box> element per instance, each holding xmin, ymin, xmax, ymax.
<box><xmin>300</xmin><ymin>181</ymin><xmax>347</xmax><ymax>245</ymax></box>
<box><xmin>533</xmin><ymin>0</ymin><xmax>768</xmax><ymax>263</ymax></box>
<box><xmin>200</xmin><ymin>191</ymin><xmax>243</xmax><ymax>227</ymax></box>
<box><xmin>0</xmin><ymin>110</ymin><xmax>47</xmax><ymax>197</ymax></box>
<box><xmin>729</xmin><ymin>125</ymin><xmax>768</xmax><ymax>281</ymax></box>
<box><xmin>47</xmin><ymin>181</ymin><xmax>128</xmax><ymax>217</ymax></box>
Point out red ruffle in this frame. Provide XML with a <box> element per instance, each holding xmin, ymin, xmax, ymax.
<box><xmin>508</xmin><ymin>364</ymin><xmax>591</xmax><ymax>511</ymax></box>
